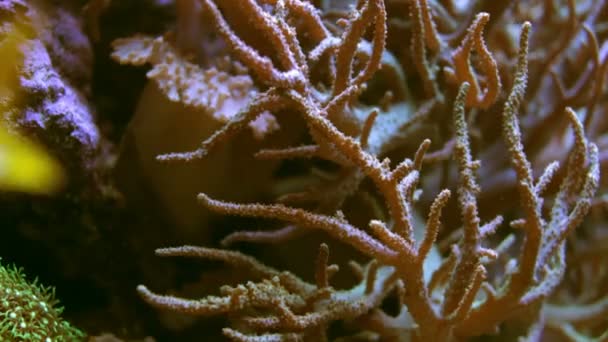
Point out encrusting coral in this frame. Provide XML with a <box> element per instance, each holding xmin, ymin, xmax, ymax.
<box><xmin>109</xmin><ymin>0</ymin><xmax>607</xmax><ymax>340</ymax></box>
<box><xmin>1</xmin><ymin>0</ymin><xmax>101</xmax><ymax>174</ymax></box>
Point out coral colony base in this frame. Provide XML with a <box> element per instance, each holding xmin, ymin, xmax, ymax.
<box><xmin>0</xmin><ymin>0</ymin><xmax>607</xmax><ymax>341</ymax></box>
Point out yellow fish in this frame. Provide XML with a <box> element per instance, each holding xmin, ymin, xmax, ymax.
<box><xmin>0</xmin><ymin>11</ymin><xmax>64</xmax><ymax>195</ymax></box>
<box><xmin>0</xmin><ymin>127</ymin><xmax>65</xmax><ymax>194</ymax></box>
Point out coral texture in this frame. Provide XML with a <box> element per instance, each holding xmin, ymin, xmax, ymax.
<box><xmin>107</xmin><ymin>0</ymin><xmax>608</xmax><ymax>340</ymax></box>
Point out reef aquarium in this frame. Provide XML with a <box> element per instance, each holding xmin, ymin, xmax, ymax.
<box><xmin>0</xmin><ymin>0</ymin><xmax>607</xmax><ymax>341</ymax></box>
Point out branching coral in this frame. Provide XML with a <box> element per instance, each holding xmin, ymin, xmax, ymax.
<box><xmin>108</xmin><ymin>0</ymin><xmax>607</xmax><ymax>340</ymax></box>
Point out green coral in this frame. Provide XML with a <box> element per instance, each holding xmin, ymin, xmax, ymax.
<box><xmin>0</xmin><ymin>259</ymin><xmax>85</xmax><ymax>342</ymax></box>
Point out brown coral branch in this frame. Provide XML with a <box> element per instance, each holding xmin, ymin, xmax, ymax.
<box><xmin>332</xmin><ymin>0</ymin><xmax>386</xmax><ymax>96</ymax></box>
<box><xmin>197</xmin><ymin>193</ymin><xmax>399</xmax><ymax>263</ymax></box>
<box><xmin>450</xmin><ymin>12</ymin><xmax>501</xmax><ymax>109</ymax></box>
<box><xmin>440</xmin><ymin>82</ymin><xmax>490</xmax><ymax>320</ymax></box>
<box><xmin>408</xmin><ymin>0</ymin><xmax>440</xmax><ymax>97</ymax></box>
<box><xmin>417</xmin><ymin>189</ymin><xmax>450</xmax><ymax>262</ymax></box>
<box><xmin>199</xmin><ymin>0</ymin><xmax>306</xmax><ymax>89</ymax></box>
<box><xmin>157</xmin><ymin>89</ymin><xmax>286</xmax><ymax>162</ymax></box>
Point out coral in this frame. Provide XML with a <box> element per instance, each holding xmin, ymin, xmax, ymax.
<box><xmin>102</xmin><ymin>0</ymin><xmax>607</xmax><ymax>340</ymax></box>
<box><xmin>111</xmin><ymin>0</ymin><xmax>301</xmax><ymax>234</ymax></box>
<box><xmin>0</xmin><ymin>259</ymin><xmax>85</xmax><ymax>341</ymax></box>
<box><xmin>1</xmin><ymin>0</ymin><xmax>100</xmax><ymax>173</ymax></box>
